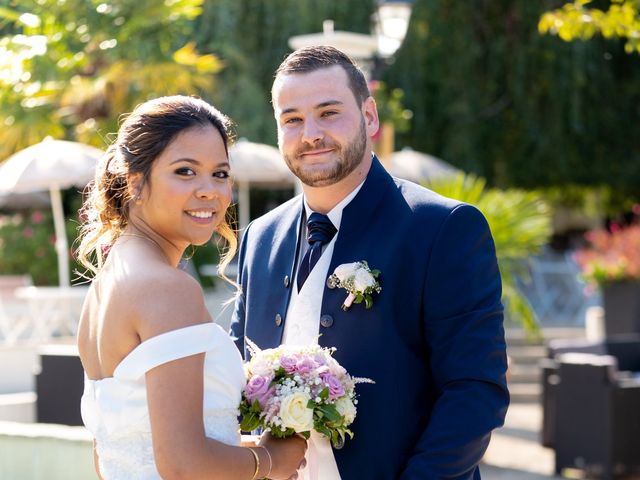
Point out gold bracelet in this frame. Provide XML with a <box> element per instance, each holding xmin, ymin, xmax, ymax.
<box><xmin>260</xmin><ymin>446</ymin><xmax>272</xmax><ymax>478</ymax></box>
<box><xmin>248</xmin><ymin>447</ymin><xmax>260</xmax><ymax>480</ymax></box>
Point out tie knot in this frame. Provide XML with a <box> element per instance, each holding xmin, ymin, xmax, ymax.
<box><xmin>307</xmin><ymin>212</ymin><xmax>336</xmax><ymax>245</ymax></box>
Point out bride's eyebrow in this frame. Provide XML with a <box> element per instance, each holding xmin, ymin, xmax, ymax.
<box><xmin>170</xmin><ymin>157</ymin><xmax>200</xmax><ymax>165</ymax></box>
<box><xmin>169</xmin><ymin>158</ymin><xmax>230</xmax><ymax>168</ymax></box>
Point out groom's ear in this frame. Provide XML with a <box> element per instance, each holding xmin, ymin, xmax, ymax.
<box><xmin>363</xmin><ymin>96</ymin><xmax>380</xmax><ymax>138</ymax></box>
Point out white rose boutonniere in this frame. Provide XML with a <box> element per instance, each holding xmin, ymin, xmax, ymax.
<box><xmin>327</xmin><ymin>260</ymin><xmax>381</xmax><ymax>311</ymax></box>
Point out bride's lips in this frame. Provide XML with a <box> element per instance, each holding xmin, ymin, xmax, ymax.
<box><xmin>185</xmin><ymin>209</ymin><xmax>216</xmax><ymax>225</ymax></box>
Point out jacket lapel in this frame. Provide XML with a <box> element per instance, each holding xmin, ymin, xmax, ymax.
<box><xmin>330</xmin><ymin>156</ymin><xmax>394</xmax><ymax>277</ymax></box>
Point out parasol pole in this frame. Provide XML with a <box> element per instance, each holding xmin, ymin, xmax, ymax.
<box><xmin>237</xmin><ymin>180</ymin><xmax>250</xmax><ymax>232</ymax></box>
<box><xmin>49</xmin><ymin>186</ymin><xmax>70</xmax><ymax>286</ymax></box>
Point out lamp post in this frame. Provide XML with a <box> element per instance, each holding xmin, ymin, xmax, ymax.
<box><xmin>373</xmin><ymin>0</ymin><xmax>413</xmax><ymax>59</ymax></box>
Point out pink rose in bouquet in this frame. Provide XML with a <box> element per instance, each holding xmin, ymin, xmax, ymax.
<box><xmin>239</xmin><ymin>340</ymin><xmax>373</xmax><ymax>448</ymax></box>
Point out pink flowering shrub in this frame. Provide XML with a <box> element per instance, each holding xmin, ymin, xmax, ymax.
<box><xmin>0</xmin><ymin>210</ymin><xmax>60</xmax><ymax>284</ymax></box>
<box><xmin>574</xmin><ymin>223</ymin><xmax>640</xmax><ymax>286</ymax></box>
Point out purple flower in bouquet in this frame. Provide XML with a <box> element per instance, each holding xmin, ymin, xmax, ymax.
<box><xmin>320</xmin><ymin>372</ymin><xmax>345</xmax><ymax>400</ymax></box>
<box><xmin>295</xmin><ymin>357</ymin><xmax>318</xmax><ymax>374</ymax></box>
<box><xmin>313</xmin><ymin>352</ymin><xmax>328</xmax><ymax>366</ymax></box>
<box><xmin>278</xmin><ymin>355</ymin><xmax>298</xmax><ymax>374</ymax></box>
<box><xmin>244</xmin><ymin>374</ymin><xmax>274</xmax><ymax>407</ymax></box>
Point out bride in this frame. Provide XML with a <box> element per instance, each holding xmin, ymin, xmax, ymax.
<box><xmin>75</xmin><ymin>95</ymin><xmax>306</xmax><ymax>479</ymax></box>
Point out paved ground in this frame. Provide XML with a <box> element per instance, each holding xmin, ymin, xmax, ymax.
<box><xmin>482</xmin><ymin>402</ymin><xmax>563</xmax><ymax>479</ymax></box>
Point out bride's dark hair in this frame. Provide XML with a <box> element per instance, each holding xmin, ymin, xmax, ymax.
<box><xmin>77</xmin><ymin>95</ymin><xmax>237</xmax><ymax>279</ymax></box>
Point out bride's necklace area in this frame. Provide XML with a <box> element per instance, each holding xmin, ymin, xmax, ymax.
<box><xmin>119</xmin><ymin>232</ymin><xmax>173</xmax><ymax>265</ymax></box>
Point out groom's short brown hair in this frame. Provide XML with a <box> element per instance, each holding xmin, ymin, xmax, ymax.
<box><xmin>273</xmin><ymin>45</ymin><xmax>371</xmax><ymax>106</ymax></box>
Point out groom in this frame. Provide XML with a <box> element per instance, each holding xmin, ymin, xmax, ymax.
<box><xmin>230</xmin><ymin>46</ymin><xmax>509</xmax><ymax>479</ymax></box>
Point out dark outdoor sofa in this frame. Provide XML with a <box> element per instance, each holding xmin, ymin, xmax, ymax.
<box><xmin>540</xmin><ymin>335</ymin><xmax>640</xmax><ymax>479</ymax></box>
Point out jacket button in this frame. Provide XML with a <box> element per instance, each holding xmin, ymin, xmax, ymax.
<box><xmin>283</xmin><ymin>275</ymin><xmax>290</xmax><ymax>288</ymax></box>
<box><xmin>320</xmin><ymin>314</ymin><xmax>334</xmax><ymax>328</ymax></box>
<box><xmin>275</xmin><ymin>314</ymin><xmax>282</xmax><ymax>327</ymax></box>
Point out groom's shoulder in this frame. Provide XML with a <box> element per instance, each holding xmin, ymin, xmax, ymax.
<box><xmin>393</xmin><ymin>176</ymin><xmax>465</xmax><ymax>217</ymax></box>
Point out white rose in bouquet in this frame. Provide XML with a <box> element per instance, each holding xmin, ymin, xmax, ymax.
<box><xmin>279</xmin><ymin>392</ymin><xmax>314</xmax><ymax>433</ymax></box>
<box><xmin>335</xmin><ymin>396</ymin><xmax>357</xmax><ymax>424</ymax></box>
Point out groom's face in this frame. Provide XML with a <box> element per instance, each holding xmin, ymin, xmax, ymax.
<box><xmin>272</xmin><ymin>65</ymin><xmax>377</xmax><ymax>187</ymax></box>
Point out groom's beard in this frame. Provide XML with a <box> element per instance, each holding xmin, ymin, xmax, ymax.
<box><xmin>283</xmin><ymin>118</ymin><xmax>367</xmax><ymax>187</ymax></box>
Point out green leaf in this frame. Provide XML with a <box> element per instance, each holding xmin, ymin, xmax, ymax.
<box><xmin>365</xmin><ymin>294</ymin><xmax>373</xmax><ymax>309</ymax></box>
<box><xmin>314</xmin><ymin>423</ymin><xmax>332</xmax><ymax>439</ymax></box>
<box><xmin>318</xmin><ymin>404</ymin><xmax>342</xmax><ymax>423</ymax></box>
<box><xmin>319</xmin><ymin>387</ymin><xmax>329</xmax><ymax>400</ymax></box>
<box><xmin>239</xmin><ymin>411</ymin><xmax>261</xmax><ymax>432</ymax></box>
<box><xmin>0</xmin><ymin>6</ymin><xmax>21</xmax><ymax>22</ymax></box>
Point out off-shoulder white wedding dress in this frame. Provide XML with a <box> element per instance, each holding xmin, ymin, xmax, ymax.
<box><xmin>81</xmin><ymin>323</ymin><xmax>245</xmax><ymax>479</ymax></box>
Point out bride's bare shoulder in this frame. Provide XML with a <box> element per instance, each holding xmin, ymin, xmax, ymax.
<box><xmin>115</xmin><ymin>263</ymin><xmax>210</xmax><ymax>338</ymax></box>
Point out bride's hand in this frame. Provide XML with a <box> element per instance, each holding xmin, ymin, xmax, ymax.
<box><xmin>258</xmin><ymin>432</ymin><xmax>307</xmax><ymax>480</ymax></box>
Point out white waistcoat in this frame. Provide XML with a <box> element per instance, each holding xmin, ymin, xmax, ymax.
<box><xmin>283</xmin><ymin>236</ymin><xmax>341</xmax><ymax>480</ymax></box>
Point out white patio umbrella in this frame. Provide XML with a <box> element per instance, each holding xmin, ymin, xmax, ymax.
<box><xmin>0</xmin><ymin>191</ymin><xmax>50</xmax><ymax>210</ymax></box>
<box><xmin>0</xmin><ymin>139</ymin><xmax>104</xmax><ymax>286</ymax></box>
<box><xmin>386</xmin><ymin>148</ymin><xmax>461</xmax><ymax>184</ymax></box>
<box><xmin>228</xmin><ymin>140</ymin><xmax>297</xmax><ymax>230</ymax></box>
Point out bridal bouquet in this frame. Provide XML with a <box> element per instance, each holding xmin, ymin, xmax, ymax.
<box><xmin>239</xmin><ymin>340</ymin><xmax>373</xmax><ymax>448</ymax></box>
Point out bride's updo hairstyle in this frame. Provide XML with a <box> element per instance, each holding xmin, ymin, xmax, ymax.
<box><xmin>77</xmin><ymin>95</ymin><xmax>237</xmax><ymax>278</ymax></box>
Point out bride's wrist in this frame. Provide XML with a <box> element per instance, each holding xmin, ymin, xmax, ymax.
<box><xmin>247</xmin><ymin>446</ymin><xmax>271</xmax><ymax>479</ymax></box>
<box><xmin>259</xmin><ymin>446</ymin><xmax>272</xmax><ymax>478</ymax></box>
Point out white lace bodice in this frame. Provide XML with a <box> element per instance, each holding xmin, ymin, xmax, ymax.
<box><xmin>81</xmin><ymin>323</ymin><xmax>245</xmax><ymax>479</ymax></box>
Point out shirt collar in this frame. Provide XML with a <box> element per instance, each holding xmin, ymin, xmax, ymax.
<box><xmin>303</xmin><ymin>179</ymin><xmax>365</xmax><ymax>231</ymax></box>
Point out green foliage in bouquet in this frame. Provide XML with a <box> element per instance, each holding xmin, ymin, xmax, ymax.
<box><xmin>426</xmin><ymin>173</ymin><xmax>553</xmax><ymax>335</ymax></box>
<box><xmin>306</xmin><ymin>387</ymin><xmax>352</xmax><ymax>448</ymax></box>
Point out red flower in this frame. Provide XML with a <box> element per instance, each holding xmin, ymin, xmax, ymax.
<box><xmin>30</xmin><ymin>211</ymin><xmax>45</xmax><ymax>224</ymax></box>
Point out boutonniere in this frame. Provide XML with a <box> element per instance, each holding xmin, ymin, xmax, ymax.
<box><xmin>327</xmin><ymin>261</ymin><xmax>381</xmax><ymax>311</ymax></box>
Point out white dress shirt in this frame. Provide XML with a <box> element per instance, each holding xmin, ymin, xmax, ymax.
<box><xmin>282</xmin><ymin>180</ymin><xmax>364</xmax><ymax>480</ymax></box>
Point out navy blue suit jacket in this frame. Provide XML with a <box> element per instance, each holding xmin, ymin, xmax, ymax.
<box><xmin>230</xmin><ymin>156</ymin><xmax>509</xmax><ymax>479</ymax></box>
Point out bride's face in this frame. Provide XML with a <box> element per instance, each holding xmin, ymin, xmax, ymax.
<box><xmin>135</xmin><ymin>124</ymin><xmax>232</xmax><ymax>248</ymax></box>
